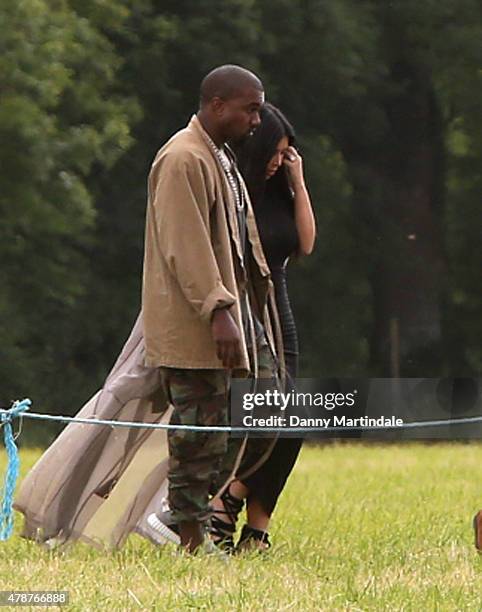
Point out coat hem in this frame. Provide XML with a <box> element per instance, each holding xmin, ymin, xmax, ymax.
<box><xmin>143</xmin><ymin>354</ymin><xmax>250</xmax><ymax>374</ymax></box>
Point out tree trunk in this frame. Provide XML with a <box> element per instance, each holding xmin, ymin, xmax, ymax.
<box><xmin>370</xmin><ymin>59</ymin><xmax>447</xmax><ymax>375</ymax></box>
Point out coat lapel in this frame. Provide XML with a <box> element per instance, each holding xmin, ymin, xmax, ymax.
<box><xmin>188</xmin><ymin>115</ymin><xmax>246</xmax><ymax>278</ymax></box>
<box><xmin>237</xmin><ymin>169</ymin><xmax>271</xmax><ymax>279</ymax></box>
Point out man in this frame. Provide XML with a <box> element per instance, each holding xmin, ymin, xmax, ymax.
<box><xmin>142</xmin><ymin>64</ymin><xmax>284</xmax><ymax>553</ymax></box>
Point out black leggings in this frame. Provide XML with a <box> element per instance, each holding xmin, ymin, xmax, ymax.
<box><xmin>240</xmin><ymin>350</ymin><xmax>302</xmax><ymax>516</ymax></box>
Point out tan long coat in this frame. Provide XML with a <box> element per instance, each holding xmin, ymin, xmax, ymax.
<box><xmin>142</xmin><ymin>113</ymin><xmax>283</xmax><ymax>374</ymax></box>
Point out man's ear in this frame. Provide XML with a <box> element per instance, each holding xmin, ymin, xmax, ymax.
<box><xmin>211</xmin><ymin>96</ymin><xmax>226</xmax><ymax>116</ymax></box>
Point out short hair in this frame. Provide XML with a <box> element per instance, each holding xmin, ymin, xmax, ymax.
<box><xmin>199</xmin><ymin>64</ymin><xmax>263</xmax><ymax>107</ymax></box>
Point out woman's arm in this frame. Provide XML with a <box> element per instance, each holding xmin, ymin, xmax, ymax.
<box><xmin>284</xmin><ymin>146</ymin><xmax>316</xmax><ymax>256</ymax></box>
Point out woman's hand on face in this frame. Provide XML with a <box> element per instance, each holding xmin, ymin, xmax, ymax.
<box><xmin>283</xmin><ymin>146</ymin><xmax>304</xmax><ymax>188</ymax></box>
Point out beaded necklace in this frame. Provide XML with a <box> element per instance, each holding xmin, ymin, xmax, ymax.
<box><xmin>203</xmin><ymin>132</ymin><xmax>245</xmax><ymax>212</ymax></box>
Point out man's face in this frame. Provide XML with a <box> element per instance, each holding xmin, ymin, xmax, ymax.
<box><xmin>216</xmin><ymin>87</ymin><xmax>264</xmax><ymax>143</ymax></box>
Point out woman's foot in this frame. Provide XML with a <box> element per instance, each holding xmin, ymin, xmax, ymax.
<box><xmin>236</xmin><ymin>524</ymin><xmax>271</xmax><ymax>553</ymax></box>
<box><xmin>209</xmin><ymin>485</ymin><xmax>244</xmax><ymax>552</ymax></box>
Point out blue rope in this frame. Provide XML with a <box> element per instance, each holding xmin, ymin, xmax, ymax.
<box><xmin>1</xmin><ymin>406</ymin><xmax>482</xmax><ymax>433</ymax></box>
<box><xmin>0</xmin><ymin>398</ymin><xmax>31</xmax><ymax>540</ymax></box>
<box><xmin>1</xmin><ymin>398</ymin><xmax>482</xmax><ymax>543</ymax></box>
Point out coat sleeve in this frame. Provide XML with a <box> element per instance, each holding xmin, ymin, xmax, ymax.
<box><xmin>149</xmin><ymin>151</ymin><xmax>237</xmax><ymax>323</ymax></box>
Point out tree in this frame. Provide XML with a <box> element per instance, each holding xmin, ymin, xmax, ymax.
<box><xmin>0</xmin><ymin>0</ymin><xmax>137</xmax><ymax>414</ymax></box>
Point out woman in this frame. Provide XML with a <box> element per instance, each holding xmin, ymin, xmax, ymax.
<box><xmin>209</xmin><ymin>103</ymin><xmax>316</xmax><ymax>551</ymax></box>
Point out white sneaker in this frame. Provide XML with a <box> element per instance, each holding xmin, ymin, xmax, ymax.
<box><xmin>146</xmin><ymin>510</ymin><xmax>181</xmax><ymax>546</ymax></box>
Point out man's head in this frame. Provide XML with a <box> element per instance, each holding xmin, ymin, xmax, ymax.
<box><xmin>199</xmin><ymin>64</ymin><xmax>264</xmax><ymax>142</ymax></box>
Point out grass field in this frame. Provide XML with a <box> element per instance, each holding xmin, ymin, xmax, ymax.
<box><xmin>1</xmin><ymin>443</ymin><xmax>482</xmax><ymax>611</ymax></box>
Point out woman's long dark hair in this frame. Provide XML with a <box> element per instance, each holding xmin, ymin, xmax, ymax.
<box><xmin>232</xmin><ymin>102</ymin><xmax>297</xmax><ymax>208</ymax></box>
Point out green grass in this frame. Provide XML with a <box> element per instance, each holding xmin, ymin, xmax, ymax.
<box><xmin>1</xmin><ymin>443</ymin><xmax>482</xmax><ymax>611</ymax></box>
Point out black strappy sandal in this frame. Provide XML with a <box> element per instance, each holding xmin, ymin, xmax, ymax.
<box><xmin>209</xmin><ymin>487</ymin><xmax>244</xmax><ymax>553</ymax></box>
<box><xmin>236</xmin><ymin>524</ymin><xmax>271</xmax><ymax>552</ymax></box>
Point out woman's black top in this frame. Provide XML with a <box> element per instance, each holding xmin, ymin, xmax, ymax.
<box><xmin>253</xmin><ymin>184</ymin><xmax>300</xmax><ymax>364</ymax></box>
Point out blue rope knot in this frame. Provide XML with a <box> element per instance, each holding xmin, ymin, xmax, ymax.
<box><xmin>0</xmin><ymin>398</ymin><xmax>31</xmax><ymax>541</ymax></box>
<box><xmin>0</xmin><ymin>398</ymin><xmax>31</xmax><ymax>424</ymax></box>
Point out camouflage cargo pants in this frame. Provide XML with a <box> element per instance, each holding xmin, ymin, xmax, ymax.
<box><xmin>159</xmin><ymin>331</ymin><xmax>278</xmax><ymax>524</ymax></box>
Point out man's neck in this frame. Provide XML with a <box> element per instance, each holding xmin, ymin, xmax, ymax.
<box><xmin>197</xmin><ymin>110</ymin><xmax>225</xmax><ymax>148</ymax></box>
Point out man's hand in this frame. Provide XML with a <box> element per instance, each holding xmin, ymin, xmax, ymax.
<box><xmin>211</xmin><ymin>307</ymin><xmax>242</xmax><ymax>369</ymax></box>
